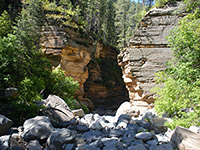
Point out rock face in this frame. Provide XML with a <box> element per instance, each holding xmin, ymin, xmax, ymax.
<box><xmin>84</xmin><ymin>43</ymin><xmax>129</xmax><ymax>109</ymax></box>
<box><xmin>41</xmin><ymin>25</ymin><xmax>94</xmax><ymax>109</ymax></box>
<box><xmin>118</xmin><ymin>7</ymin><xmax>184</xmax><ymax>113</ymax></box>
<box><xmin>41</xmin><ymin>25</ymin><xmax>128</xmax><ymax>109</ymax></box>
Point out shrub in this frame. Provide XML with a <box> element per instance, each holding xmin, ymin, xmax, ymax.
<box><xmin>153</xmin><ymin>5</ymin><xmax>200</xmax><ymax>129</ymax></box>
<box><xmin>46</xmin><ymin>68</ymin><xmax>80</xmax><ymax>109</ymax></box>
<box><xmin>0</xmin><ymin>0</ymin><xmax>82</xmax><ymax>124</ymax></box>
<box><xmin>0</xmin><ymin>11</ymin><xmax>12</xmax><ymax>37</ymax></box>
<box><xmin>155</xmin><ymin>0</ymin><xmax>177</xmax><ymax>7</ymax></box>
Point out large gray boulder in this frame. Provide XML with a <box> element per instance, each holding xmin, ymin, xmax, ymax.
<box><xmin>116</xmin><ymin>102</ymin><xmax>140</xmax><ymax>117</ymax></box>
<box><xmin>0</xmin><ymin>135</ymin><xmax>10</xmax><ymax>150</ymax></box>
<box><xmin>0</xmin><ymin>114</ymin><xmax>14</xmax><ymax>136</ymax></box>
<box><xmin>21</xmin><ymin>116</ymin><xmax>53</xmax><ymax>142</ymax></box>
<box><xmin>42</xmin><ymin>95</ymin><xmax>75</xmax><ymax>123</ymax></box>
<box><xmin>47</xmin><ymin>128</ymin><xmax>76</xmax><ymax>145</ymax></box>
<box><xmin>170</xmin><ymin>126</ymin><xmax>200</xmax><ymax>150</ymax></box>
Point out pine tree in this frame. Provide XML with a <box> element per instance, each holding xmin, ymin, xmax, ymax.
<box><xmin>105</xmin><ymin>0</ymin><xmax>117</xmax><ymax>45</ymax></box>
<box><xmin>115</xmin><ymin>0</ymin><xmax>130</xmax><ymax>48</ymax></box>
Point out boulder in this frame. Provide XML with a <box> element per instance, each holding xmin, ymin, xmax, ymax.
<box><xmin>160</xmin><ymin>143</ymin><xmax>174</xmax><ymax>150</ymax></box>
<box><xmin>83</xmin><ymin>130</ymin><xmax>104</xmax><ymax>143</ymax></box>
<box><xmin>135</xmin><ymin>132</ymin><xmax>154</xmax><ymax>141</ymax></box>
<box><xmin>0</xmin><ymin>114</ymin><xmax>14</xmax><ymax>136</ymax></box>
<box><xmin>128</xmin><ymin>144</ymin><xmax>147</xmax><ymax>150</ymax></box>
<box><xmin>189</xmin><ymin>126</ymin><xmax>200</xmax><ymax>134</ymax></box>
<box><xmin>0</xmin><ymin>135</ymin><xmax>10</xmax><ymax>150</ymax></box>
<box><xmin>150</xmin><ymin>117</ymin><xmax>172</xmax><ymax>133</ymax></box>
<box><xmin>103</xmin><ymin>139</ymin><xmax>124</xmax><ymax>150</ymax></box>
<box><xmin>76</xmin><ymin>136</ymin><xmax>87</xmax><ymax>147</ymax></box>
<box><xmin>90</xmin><ymin>121</ymin><xmax>103</xmax><ymax>131</ymax></box>
<box><xmin>9</xmin><ymin>135</ymin><xmax>27</xmax><ymax>150</ymax></box>
<box><xmin>47</xmin><ymin>128</ymin><xmax>76</xmax><ymax>145</ymax></box>
<box><xmin>109</xmin><ymin>129</ymin><xmax>124</xmax><ymax>138</ymax></box>
<box><xmin>79</xmin><ymin>114</ymin><xmax>101</xmax><ymax>126</ymax></box>
<box><xmin>63</xmin><ymin>144</ymin><xmax>74</xmax><ymax>150</ymax></box>
<box><xmin>170</xmin><ymin>126</ymin><xmax>200</xmax><ymax>150</ymax></box>
<box><xmin>135</xmin><ymin>120</ymin><xmax>151</xmax><ymax>131</ymax></box>
<box><xmin>48</xmin><ymin>140</ymin><xmax>62</xmax><ymax>150</ymax></box>
<box><xmin>142</xmin><ymin>109</ymin><xmax>156</xmax><ymax>120</ymax></box>
<box><xmin>72</xmin><ymin>109</ymin><xmax>85</xmax><ymax>118</ymax></box>
<box><xmin>126</xmin><ymin>123</ymin><xmax>139</xmax><ymax>133</ymax></box>
<box><xmin>76</xmin><ymin>124</ymin><xmax>90</xmax><ymax>132</ymax></box>
<box><xmin>42</xmin><ymin>95</ymin><xmax>74</xmax><ymax>123</ymax></box>
<box><xmin>21</xmin><ymin>116</ymin><xmax>53</xmax><ymax>142</ymax></box>
<box><xmin>27</xmin><ymin>140</ymin><xmax>42</xmax><ymax>150</ymax></box>
<box><xmin>76</xmin><ymin>144</ymin><xmax>100</xmax><ymax>150</ymax></box>
<box><xmin>116</xmin><ymin>102</ymin><xmax>140</xmax><ymax>117</ymax></box>
<box><xmin>98</xmin><ymin>117</ymin><xmax>115</xmax><ymax>129</ymax></box>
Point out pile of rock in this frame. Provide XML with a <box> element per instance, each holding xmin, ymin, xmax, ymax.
<box><xmin>0</xmin><ymin>113</ymin><xmax>174</xmax><ymax>150</ymax></box>
<box><xmin>1</xmin><ymin>96</ymin><xmax>200</xmax><ymax>150</ymax></box>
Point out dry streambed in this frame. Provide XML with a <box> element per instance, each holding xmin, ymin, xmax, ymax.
<box><xmin>0</xmin><ymin>95</ymin><xmax>200</xmax><ymax>150</ymax></box>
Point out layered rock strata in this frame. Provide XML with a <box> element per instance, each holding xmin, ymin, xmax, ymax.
<box><xmin>41</xmin><ymin>25</ymin><xmax>128</xmax><ymax>110</ymax></box>
<box><xmin>118</xmin><ymin>7</ymin><xmax>184</xmax><ymax>113</ymax></box>
<box><xmin>41</xmin><ymin>25</ymin><xmax>94</xmax><ymax>109</ymax></box>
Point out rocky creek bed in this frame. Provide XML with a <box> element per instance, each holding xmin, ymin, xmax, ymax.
<box><xmin>0</xmin><ymin>95</ymin><xmax>200</xmax><ymax>150</ymax></box>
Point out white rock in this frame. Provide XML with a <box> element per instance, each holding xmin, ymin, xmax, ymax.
<box><xmin>116</xmin><ymin>102</ymin><xmax>139</xmax><ymax>117</ymax></box>
<box><xmin>0</xmin><ymin>135</ymin><xmax>10</xmax><ymax>150</ymax></box>
<box><xmin>42</xmin><ymin>95</ymin><xmax>74</xmax><ymax>122</ymax></box>
<box><xmin>135</xmin><ymin>132</ymin><xmax>153</xmax><ymax>141</ymax></box>
<box><xmin>189</xmin><ymin>126</ymin><xmax>200</xmax><ymax>134</ymax></box>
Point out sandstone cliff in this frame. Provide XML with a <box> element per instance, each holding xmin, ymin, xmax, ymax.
<box><xmin>118</xmin><ymin>6</ymin><xmax>184</xmax><ymax>113</ymax></box>
<box><xmin>41</xmin><ymin>25</ymin><xmax>128</xmax><ymax>110</ymax></box>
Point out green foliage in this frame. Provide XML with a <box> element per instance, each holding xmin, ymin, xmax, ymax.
<box><xmin>0</xmin><ymin>11</ymin><xmax>12</xmax><ymax>37</ymax></box>
<box><xmin>153</xmin><ymin>2</ymin><xmax>200</xmax><ymax>129</ymax></box>
<box><xmin>80</xmin><ymin>103</ymin><xmax>89</xmax><ymax>114</ymax></box>
<box><xmin>15</xmin><ymin>0</ymin><xmax>44</xmax><ymax>50</ymax></box>
<box><xmin>0</xmin><ymin>0</ymin><xmax>81</xmax><ymax>124</ymax></box>
<box><xmin>115</xmin><ymin>0</ymin><xmax>149</xmax><ymax>49</ymax></box>
<box><xmin>46</xmin><ymin>68</ymin><xmax>80</xmax><ymax>109</ymax></box>
<box><xmin>184</xmin><ymin>0</ymin><xmax>200</xmax><ymax>14</ymax></box>
<box><xmin>155</xmin><ymin>0</ymin><xmax>176</xmax><ymax>7</ymax></box>
<box><xmin>43</xmin><ymin>0</ymin><xmax>82</xmax><ymax>28</ymax></box>
<box><xmin>0</xmin><ymin>34</ymin><xmax>23</xmax><ymax>87</ymax></box>
<box><xmin>76</xmin><ymin>0</ymin><xmax>117</xmax><ymax>46</ymax></box>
